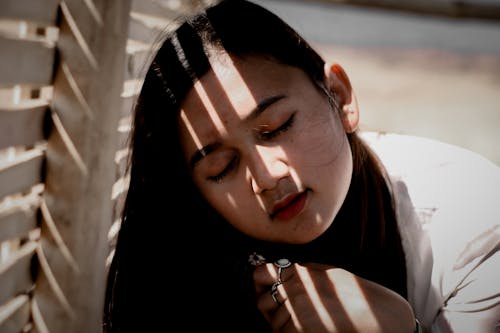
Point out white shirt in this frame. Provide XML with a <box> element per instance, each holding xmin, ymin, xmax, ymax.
<box><xmin>361</xmin><ymin>131</ymin><xmax>500</xmax><ymax>333</ymax></box>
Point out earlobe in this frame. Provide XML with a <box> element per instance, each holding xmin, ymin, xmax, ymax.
<box><xmin>324</xmin><ymin>62</ymin><xmax>360</xmax><ymax>133</ymax></box>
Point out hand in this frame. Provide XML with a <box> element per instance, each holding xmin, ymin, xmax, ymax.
<box><xmin>253</xmin><ymin>261</ymin><xmax>415</xmax><ymax>333</ymax></box>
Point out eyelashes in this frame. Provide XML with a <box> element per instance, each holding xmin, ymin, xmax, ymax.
<box><xmin>207</xmin><ymin>113</ymin><xmax>296</xmax><ymax>183</ymax></box>
<box><xmin>260</xmin><ymin>113</ymin><xmax>295</xmax><ymax>140</ymax></box>
<box><xmin>207</xmin><ymin>155</ymin><xmax>239</xmax><ymax>183</ymax></box>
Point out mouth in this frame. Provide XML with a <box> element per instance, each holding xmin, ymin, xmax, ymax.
<box><xmin>270</xmin><ymin>190</ymin><xmax>309</xmax><ymax>221</ymax></box>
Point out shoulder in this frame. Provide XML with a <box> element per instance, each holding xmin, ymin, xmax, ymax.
<box><xmin>360</xmin><ymin>130</ymin><xmax>500</xmax><ymax>224</ymax></box>
<box><xmin>358</xmin><ymin>131</ymin><xmax>500</xmax><ymax>224</ymax></box>
<box><xmin>358</xmin><ymin>130</ymin><xmax>499</xmax><ymax>179</ymax></box>
<box><xmin>359</xmin><ymin>131</ymin><xmax>500</xmax><ymax>331</ymax></box>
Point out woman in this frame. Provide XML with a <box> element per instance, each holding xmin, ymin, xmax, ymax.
<box><xmin>103</xmin><ymin>1</ymin><xmax>500</xmax><ymax>332</ymax></box>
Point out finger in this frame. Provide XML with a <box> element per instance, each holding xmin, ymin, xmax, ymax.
<box><xmin>256</xmin><ymin>280</ymin><xmax>283</xmax><ymax>311</ymax></box>
<box><xmin>256</xmin><ymin>282</ymin><xmax>279</xmax><ymax>322</ymax></box>
<box><xmin>253</xmin><ymin>263</ymin><xmax>279</xmax><ymax>295</ymax></box>
<box><xmin>254</xmin><ymin>261</ymin><xmax>295</xmax><ymax>295</ymax></box>
<box><xmin>269</xmin><ymin>303</ymin><xmax>293</xmax><ymax>332</ymax></box>
<box><xmin>270</xmin><ymin>281</ymin><xmax>285</xmax><ymax>307</ymax></box>
<box><xmin>268</xmin><ymin>288</ymin><xmax>294</xmax><ymax>332</ymax></box>
<box><xmin>279</xmin><ymin>313</ymin><xmax>301</xmax><ymax>333</ymax></box>
<box><xmin>256</xmin><ymin>281</ymin><xmax>288</xmax><ymax>324</ymax></box>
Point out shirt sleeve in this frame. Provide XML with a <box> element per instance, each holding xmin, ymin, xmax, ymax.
<box><xmin>432</xmin><ymin>246</ymin><xmax>500</xmax><ymax>332</ymax></box>
<box><xmin>360</xmin><ymin>131</ymin><xmax>500</xmax><ymax>333</ymax></box>
<box><xmin>424</xmin><ymin>143</ymin><xmax>500</xmax><ymax>333</ymax></box>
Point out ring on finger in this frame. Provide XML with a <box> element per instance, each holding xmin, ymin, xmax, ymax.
<box><xmin>270</xmin><ymin>281</ymin><xmax>282</xmax><ymax>305</ymax></box>
<box><xmin>274</xmin><ymin>258</ymin><xmax>292</xmax><ymax>283</ymax></box>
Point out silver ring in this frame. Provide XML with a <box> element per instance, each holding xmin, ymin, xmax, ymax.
<box><xmin>274</xmin><ymin>258</ymin><xmax>292</xmax><ymax>283</ymax></box>
<box><xmin>248</xmin><ymin>252</ymin><xmax>266</xmax><ymax>266</ymax></box>
<box><xmin>270</xmin><ymin>281</ymin><xmax>282</xmax><ymax>305</ymax></box>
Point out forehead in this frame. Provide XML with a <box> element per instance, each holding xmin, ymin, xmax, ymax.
<box><xmin>179</xmin><ymin>55</ymin><xmax>308</xmax><ymax>141</ymax></box>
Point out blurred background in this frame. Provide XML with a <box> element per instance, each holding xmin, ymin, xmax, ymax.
<box><xmin>254</xmin><ymin>0</ymin><xmax>500</xmax><ymax>167</ymax></box>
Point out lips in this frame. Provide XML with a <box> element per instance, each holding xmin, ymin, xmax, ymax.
<box><xmin>271</xmin><ymin>191</ymin><xmax>308</xmax><ymax>221</ymax></box>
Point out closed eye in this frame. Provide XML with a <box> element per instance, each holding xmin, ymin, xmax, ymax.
<box><xmin>207</xmin><ymin>155</ymin><xmax>239</xmax><ymax>183</ymax></box>
<box><xmin>260</xmin><ymin>113</ymin><xmax>295</xmax><ymax>140</ymax></box>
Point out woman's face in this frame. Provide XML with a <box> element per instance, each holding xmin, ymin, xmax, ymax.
<box><xmin>178</xmin><ymin>55</ymin><xmax>352</xmax><ymax>244</ymax></box>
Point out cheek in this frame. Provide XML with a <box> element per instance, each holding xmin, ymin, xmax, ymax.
<box><xmin>292</xmin><ymin>111</ymin><xmax>346</xmax><ymax>166</ymax></box>
<box><xmin>197</xmin><ymin>183</ymin><xmax>237</xmax><ymax>216</ymax></box>
<box><xmin>196</xmin><ymin>181</ymin><xmax>263</xmax><ymax>233</ymax></box>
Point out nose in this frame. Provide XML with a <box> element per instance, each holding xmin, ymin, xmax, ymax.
<box><xmin>248</xmin><ymin>145</ymin><xmax>289</xmax><ymax>194</ymax></box>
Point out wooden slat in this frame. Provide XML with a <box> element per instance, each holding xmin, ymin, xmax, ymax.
<box><xmin>0</xmin><ymin>241</ymin><xmax>37</xmax><ymax>306</ymax></box>
<box><xmin>114</xmin><ymin>147</ymin><xmax>130</xmax><ymax>180</ymax></box>
<box><xmin>0</xmin><ymin>201</ymin><xmax>39</xmax><ymax>243</ymax></box>
<box><xmin>63</xmin><ymin>0</ymin><xmax>104</xmax><ymax>64</ymax></box>
<box><xmin>124</xmin><ymin>45</ymin><xmax>152</xmax><ymax>80</ymax></box>
<box><xmin>127</xmin><ymin>15</ymin><xmax>163</xmax><ymax>45</ymax></box>
<box><xmin>0</xmin><ymin>37</ymin><xmax>55</xmax><ymax>86</ymax></box>
<box><xmin>107</xmin><ymin>220</ymin><xmax>121</xmax><ymax>248</ymax></box>
<box><xmin>0</xmin><ymin>295</ymin><xmax>30</xmax><ymax>333</ymax></box>
<box><xmin>121</xmin><ymin>94</ymin><xmax>136</xmax><ymax>118</ymax></box>
<box><xmin>0</xmin><ymin>149</ymin><xmax>44</xmax><ymax>200</ymax></box>
<box><xmin>30</xmin><ymin>295</ymin><xmax>48</xmax><ymax>333</ymax></box>
<box><xmin>0</xmin><ymin>101</ymin><xmax>48</xmax><ymax>150</ymax></box>
<box><xmin>116</xmin><ymin>128</ymin><xmax>130</xmax><ymax>151</ymax></box>
<box><xmin>57</xmin><ymin>2</ymin><xmax>98</xmax><ymax>71</ymax></box>
<box><xmin>0</xmin><ymin>0</ymin><xmax>59</xmax><ymax>25</ymax></box>
<box><xmin>51</xmin><ymin>62</ymin><xmax>94</xmax><ymax>136</ymax></box>
<box><xmin>116</xmin><ymin>116</ymin><xmax>131</xmax><ymax>151</ymax></box>
<box><xmin>111</xmin><ymin>178</ymin><xmax>128</xmax><ymax>224</ymax></box>
<box><xmin>34</xmin><ymin>0</ymin><xmax>133</xmax><ymax>331</ymax></box>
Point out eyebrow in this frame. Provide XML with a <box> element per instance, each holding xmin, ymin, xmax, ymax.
<box><xmin>188</xmin><ymin>94</ymin><xmax>286</xmax><ymax>169</ymax></box>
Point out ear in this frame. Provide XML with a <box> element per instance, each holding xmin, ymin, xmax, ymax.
<box><xmin>324</xmin><ymin>62</ymin><xmax>359</xmax><ymax>133</ymax></box>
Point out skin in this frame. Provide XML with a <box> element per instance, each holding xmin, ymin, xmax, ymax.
<box><xmin>253</xmin><ymin>262</ymin><xmax>416</xmax><ymax>333</ymax></box>
<box><xmin>178</xmin><ymin>54</ymin><xmax>415</xmax><ymax>332</ymax></box>
<box><xmin>179</xmin><ymin>55</ymin><xmax>352</xmax><ymax>244</ymax></box>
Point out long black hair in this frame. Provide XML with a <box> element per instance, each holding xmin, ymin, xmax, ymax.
<box><xmin>103</xmin><ymin>1</ymin><xmax>406</xmax><ymax>331</ymax></box>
